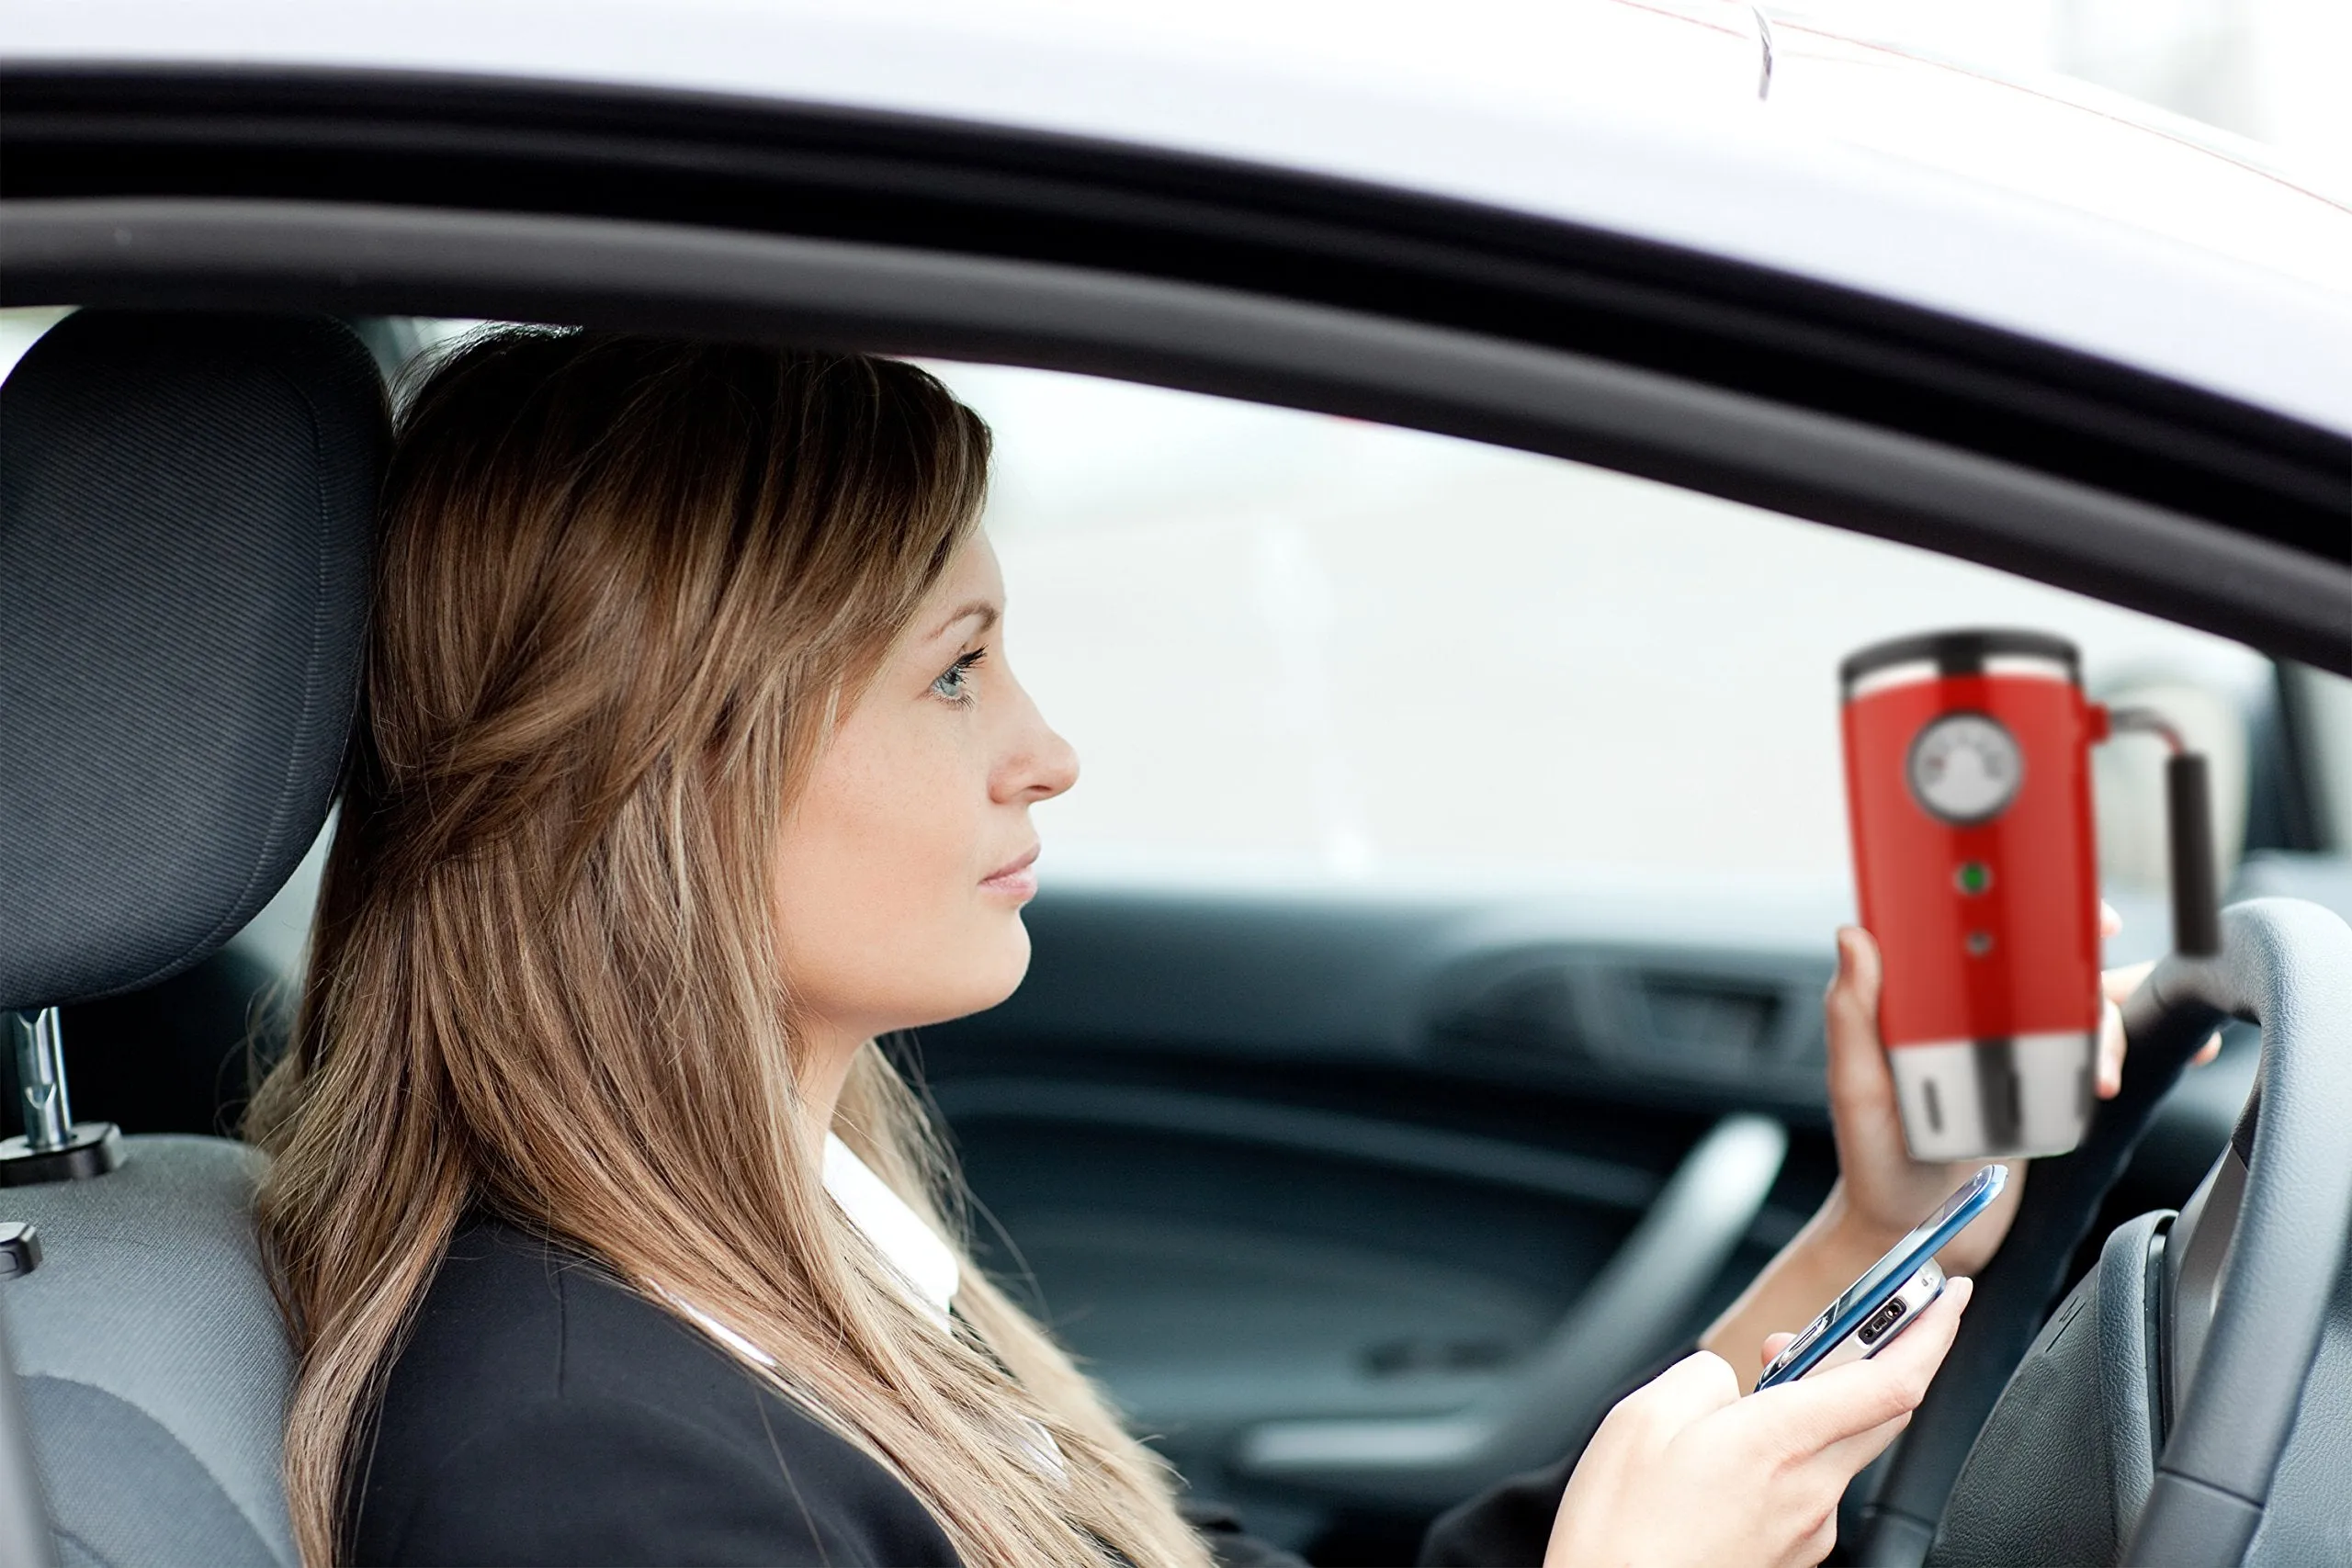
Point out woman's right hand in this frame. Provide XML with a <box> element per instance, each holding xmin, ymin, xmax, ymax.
<box><xmin>1543</xmin><ymin>1277</ymin><xmax>1973</xmax><ymax>1568</ymax></box>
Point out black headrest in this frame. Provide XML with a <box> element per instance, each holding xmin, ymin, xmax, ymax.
<box><xmin>0</xmin><ymin>311</ymin><xmax>386</xmax><ymax>1011</ymax></box>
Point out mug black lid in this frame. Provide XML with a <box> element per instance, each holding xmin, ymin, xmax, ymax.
<box><xmin>1840</xmin><ymin>628</ymin><xmax>2081</xmax><ymax>694</ymax></box>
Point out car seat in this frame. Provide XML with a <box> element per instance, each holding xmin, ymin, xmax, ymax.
<box><xmin>0</xmin><ymin>310</ymin><xmax>387</xmax><ymax>1567</ymax></box>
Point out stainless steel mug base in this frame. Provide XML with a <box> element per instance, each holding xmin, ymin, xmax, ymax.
<box><xmin>1888</xmin><ymin>1032</ymin><xmax>2096</xmax><ymax>1160</ymax></box>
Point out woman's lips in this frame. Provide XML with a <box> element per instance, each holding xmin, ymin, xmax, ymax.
<box><xmin>980</xmin><ymin>843</ymin><xmax>1040</xmax><ymax>900</ymax></box>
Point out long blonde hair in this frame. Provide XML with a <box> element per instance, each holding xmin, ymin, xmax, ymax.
<box><xmin>248</xmin><ymin>329</ymin><xmax>1215</xmax><ymax>1568</ymax></box>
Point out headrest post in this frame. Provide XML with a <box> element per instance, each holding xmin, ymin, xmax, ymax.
<box><xmin>0</xmin><ymin>1010</ymin><xmax>122</xmax><ymax>1187</ymax></box>
<box><xmin>9</xmin><ymin>1010</ymin><xmax>73</xmax><ymax>1153</ymax></box>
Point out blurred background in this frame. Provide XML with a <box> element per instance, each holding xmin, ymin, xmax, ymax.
<box><xmin>932</xmin><ymin>0</ymin><xmax>2349</xmax><ymax>187</ymax></box>
<box><xmin>1790</xmin><ymin>0</ymin><xmax>2349</xmax><ymax>179</ymax></box>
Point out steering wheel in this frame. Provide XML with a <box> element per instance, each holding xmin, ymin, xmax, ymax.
<box><xmin>1852</xmin><ymin>897</ymin><xmax>2352</xmax><ymax>1568</ymax></box>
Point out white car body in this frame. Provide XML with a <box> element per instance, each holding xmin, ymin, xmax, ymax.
<box><xmin>7</xmin><ymin>0</ymin><xmax>2350</xmax><ymax>434</ymax></box>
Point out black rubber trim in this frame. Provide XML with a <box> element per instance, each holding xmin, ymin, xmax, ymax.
<box><xmin>5</xmin><ymin>65</ymin><xmax>2348</xmax><ymax>569</ymax></box>
<box><xmin>1841</xmin><ymin>628</ymin><xmax>2082</xmax><ymax>688</ymax></box>
<box><xmin>2144</xmin><ymin>1221</ymin><xmax>2173</xmax><ymax>1454</ymax></box>
<box><xmin>7</xmin><ymin>197</ymin><xmax>2348</xmax><ymax>677</ymax></box>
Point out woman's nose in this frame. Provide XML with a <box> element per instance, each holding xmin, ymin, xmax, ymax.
<box><xmin>1041</xmin><ymin>722</ymin><xmax>1080</xmax><ymax>800</ymax></box>
<box><xmin>996</xmin><ymin>685</ymin><xmax>1080</xmax><ymax>805</ymax></box>
<box><xmin>1017</xmin><ymin>719</ymin><xmax>1080</xmax><ymax>805</ymax></box>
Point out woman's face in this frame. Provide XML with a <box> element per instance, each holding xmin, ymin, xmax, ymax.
<box><xmin>775</xmin><ymin>536</ymin><xmax>1079</xmax><ymax>1043</ymax></box>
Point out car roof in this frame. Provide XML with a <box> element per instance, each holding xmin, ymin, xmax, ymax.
<box><xmin>7</xmin><ymin>0</ymin><xmax>2352</xmax><ymax>436</ymax></box>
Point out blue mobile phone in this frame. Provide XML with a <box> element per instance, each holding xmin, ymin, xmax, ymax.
<box><xmin>1755</xmin><ymin>1164</ymin><xmax>2007</xmax><ymax>1391</ymax></box>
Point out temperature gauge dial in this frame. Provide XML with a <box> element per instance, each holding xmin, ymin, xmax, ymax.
<box><xmin>1907</xmin><ymin>712</ymin><xmax>2023</xmax><ymax>825</ymax></box>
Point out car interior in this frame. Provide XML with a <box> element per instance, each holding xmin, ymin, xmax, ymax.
<box><xmin>3</xmin><ymin>299</ymin><xmax>2348</xmax><ymax>1568</ymax></box>
<box><xmin>2</xmin><ymin>71</ymin><xmax>2349</xmax><ymax>1568</ymax></box>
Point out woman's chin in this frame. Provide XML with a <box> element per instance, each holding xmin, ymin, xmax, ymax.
<box><xmin>913</xmin><ymin>925</ymin><xmax>1034</xmax><ymax>1027</ymax></box>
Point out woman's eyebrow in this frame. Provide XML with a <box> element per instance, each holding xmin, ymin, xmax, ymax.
<box><xmin>932</xmin><ymin>601</ymin><xmax>1001</xmax><ymax>639</ymax></box>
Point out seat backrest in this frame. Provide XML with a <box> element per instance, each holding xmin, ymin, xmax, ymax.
<box><xmin>0</xmin><ymin>310</ymin><xmax>387</xmax><ymax>1566</ymax></box>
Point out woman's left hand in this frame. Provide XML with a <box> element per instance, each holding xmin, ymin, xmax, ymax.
<box><xmin>1821</xmin><ymin>904</ymin><xmax>2221</xmax><ymax>1274</ymax></box>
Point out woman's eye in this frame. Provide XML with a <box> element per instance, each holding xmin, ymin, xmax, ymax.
<box><xmin>932</xmin><ymin>649</ymin><xmax>986</xmax><ymax>703</ymax></box>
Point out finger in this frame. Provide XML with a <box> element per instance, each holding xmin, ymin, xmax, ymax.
<box><xmin>1841</xmin><ymin>1276</ymin><xmax>1970</xmax><ymax>1403</ymax></box>
<box><xmin>2101</xmin><ymin>960</ymin><xmax>2154</xmax><ymax>1007</ymax></box>
<box><xmin>2101</xmin><ymin>901</ymin><xmax>2122</xmax><ymax>939</ymax></box>
<box><xmin>1611</xmin><ymin>1350</ymin><xmax>1742</xmax><ymax>1439</ymax></box>
<box><xmin>1798</xmin><ymin>1506</ymin><xmax>1843</xmax><ymax>1568</ymax></box>
<box><xmin>1757</xmin><ymin>1280</ymin><xmax>1972</xmax><ymax>1450</ymax></box>
<box><xmin>1761</xmin><ymin>1332</ymin><xmax>1797</xmax><ymax>1373</ymax></box>
<box><xmin>2098</xmin><ymin>994</ymin><xmax>2126</xmax><ymax>1099</ymax></box>
<box><xmin>2193</xmin><ymin>1031</ymin><xmax>2222</xmax><ymax>1066</ymax></box>
<box><xmin>2097</xmin><ymin>961</ymin><xmax>2155</xmax><ymax>1100</ymax></box>
<box><xmin>1810</xmin><ymin>1409</ymin><xmax>1915</xmax><ymax>1485</ymax></box>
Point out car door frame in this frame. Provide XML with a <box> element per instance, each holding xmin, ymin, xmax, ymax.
<box><xmin>2</xmin><ymin>66</ymin><xmax>2347</xmax><ymax>679</ymax></box>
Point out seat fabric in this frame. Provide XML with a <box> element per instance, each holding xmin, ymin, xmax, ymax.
<box><xmin>0</xmin><ymin>1137</ymin><xmax>294</xmax><ymax>1568</ymax></box>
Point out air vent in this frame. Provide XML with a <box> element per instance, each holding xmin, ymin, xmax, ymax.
<box><xmin>1360</xmin><ymin>1333</ymin><xmax>1519</xmax><ymax>1378</ymax></box>
<box><xmin>1634</xmin><ymin>976</ymin><xmax>1781</xmax><ymax>1056</ymax></box>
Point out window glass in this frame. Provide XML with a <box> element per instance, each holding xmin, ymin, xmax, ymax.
<box><xmin>928</xmin><ymin>363</ymin><xmax>2269</xmax><ymax>911</ymax></box>
<box><xmin>14</xmin><ymin>312</ymin><xmax>2256</xmax><ymax>928</ymax></box>
<box><xmin>2291</xmin><ymin>665</ymin><xmax>2352</xmax><ymax>852</ymax></box>
<box><xmin>0</xmin><ymin>307</ymin><xmax>73</xmax><ymax>383</ymax></box>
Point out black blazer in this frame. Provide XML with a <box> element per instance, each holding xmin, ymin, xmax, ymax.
<box><xmin>353</xmin><ymin>1218</ymin><xmax>1604</xmax><ymax>1567</ymax></box>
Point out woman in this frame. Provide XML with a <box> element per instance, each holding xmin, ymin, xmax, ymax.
<box><xmin>252</xmin><ymin>329</ymin><xmax>2145</xmax><ymax>1568</ymax></box>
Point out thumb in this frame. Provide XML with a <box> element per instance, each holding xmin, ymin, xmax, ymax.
<box><xmin>1826</xmin><ymin>925</ymin><xmax>1881</xmax><ymax>1010</ymax></box>
<box><xmin>1826</xmin><ymin>926</ymin><xmax>1894</xmax><ymax>1111</ymax></box>
<box><xmin>1757</xmin><ymin>1278</ymin><xmax>1972</xmax><ymax>1453</ymax></box>
<box><xmin>1761</xmin><ymin>1332</ymin><xmax>1797</xmax><ymax>1374</ymax></box>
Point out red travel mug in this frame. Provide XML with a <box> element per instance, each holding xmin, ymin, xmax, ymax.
<box><xmin>1839</xmin><ymin>630</ymin><xmax>2106</xmax><ymax>1159</ymax></box>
